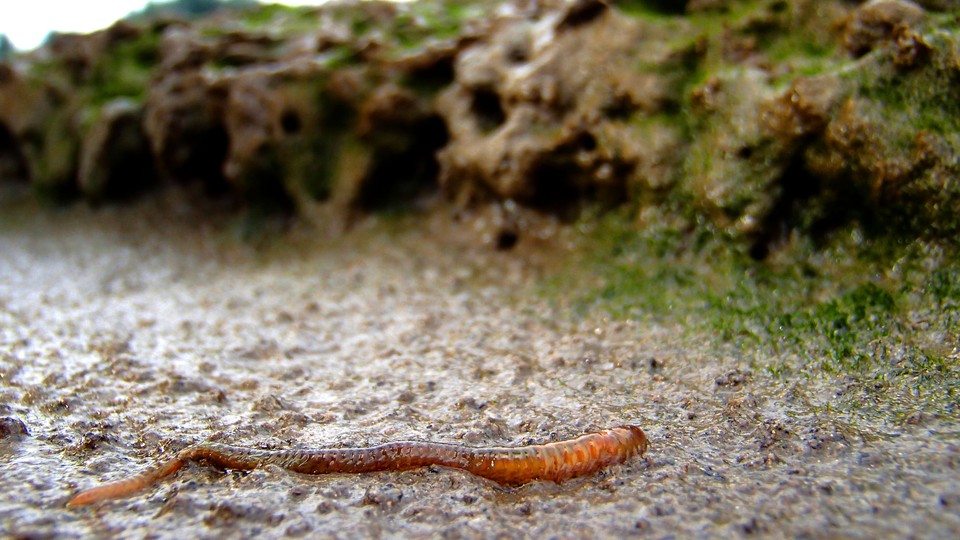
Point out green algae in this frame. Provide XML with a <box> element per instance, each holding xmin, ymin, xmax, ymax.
<box><xmin>88</xmin><ymin>29</ymin><xmax>162</xmax><ymax>105</ymax></box>
<box><xmin>239</xmin><ymin>2</ymin><xmax>303</xmax><ymax>27</ymax></box>
<box><xmin>851</xmin><ymin>23</ymin><xmax>960</xmax><ymax>138</ymax></box>
<box><xmin>10</xmin><ymin>24</ymin><xmax>163</xmax><ymax>203</ymax></box>
<box><xmin>546</xmin><ymin>211</ymin><xmax>960</xmax><ymax>419</ymax></box>
<box><xmin>230</xmin><ymin>2</ymin><xmax>321</xmax><ymax>36</ymax></box>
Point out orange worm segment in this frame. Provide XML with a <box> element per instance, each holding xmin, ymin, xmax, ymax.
<box><xmin>67</xmin><ymin>457</ymin><xmax>185</xmax><ymax>507</ymax></box>
<box><xmin>67</xmin><ymin>425</ymin><xmax>647</xmax><ymax>507</ymax></box>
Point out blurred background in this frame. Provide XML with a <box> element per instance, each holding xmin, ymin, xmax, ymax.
<box><xmin>1</xmin><ymin>0</ymin><xmax>338</xmax><ymax>52</ymax></box>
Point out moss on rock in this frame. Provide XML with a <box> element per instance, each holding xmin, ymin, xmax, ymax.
<box><xmin>0</xmin><ymin>0</ymin><xmax>958</xmax><ymax>250</ymax></box>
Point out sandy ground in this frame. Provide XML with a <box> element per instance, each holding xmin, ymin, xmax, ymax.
<box><xmin>1</xmin><ymin>187</ymin><xmax>959</xmax><ymax>539</ymax></box>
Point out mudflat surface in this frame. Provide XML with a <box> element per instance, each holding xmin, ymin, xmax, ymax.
<box><xmin>1</xmin><ymin>191</ymin><xmax>959</xmax><ymax>539</ymax></box>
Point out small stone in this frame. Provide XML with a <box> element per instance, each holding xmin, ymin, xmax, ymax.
<box><xmin>0</xmin><ymin>417</ymin><xmax>28</xmax><ymax>440</ymax></box>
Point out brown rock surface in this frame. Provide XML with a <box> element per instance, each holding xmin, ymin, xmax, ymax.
<box><xmin>78</xmin><ymin>98</ymin><xmax>156</xmax><ymax>200</ymax></box>
<box><xmin>843</xmin><ymin>0</ymin><xmax>927</xmax><ymax>57</ymax></box>
<box><xmin>1</xmin><ymin>0</ymin><xmax>959</xmax><ymax>247</ymax></box>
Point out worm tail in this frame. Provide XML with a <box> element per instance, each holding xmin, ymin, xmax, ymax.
<box><xmin>66</xmin><ymin>455</ymin><xmax>185</xmax><ymax>507</ymax></box>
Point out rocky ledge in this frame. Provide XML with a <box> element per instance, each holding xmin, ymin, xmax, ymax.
<box><xmin>1</xmin><ymin>0</ymin><xmax>958</xmax><ymax>253</ymax></box>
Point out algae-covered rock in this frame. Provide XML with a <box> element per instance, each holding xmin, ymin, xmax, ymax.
<box><xmin>0</xmin><ymin>20</ymin><xmax>162</xmax><ymax>201</ymax></box>
<box><xmin>0</xmin><ymin>65</ymin><xmax>50</xmax><ymax>187</ymax></box>
<box><xmin>136</xmin><ymin>0</ymin><xmax>470</xmax><ymax>220</ymax></box>
<box><xmin>689</xmin><ymin>2</ymin><xmax>960</xmax><ymax>244</ymax></box>
<box><xmin>220</xmin><ymin>68</ymin><xmax>364</xmax><ymax>217</ymax></box>
<box><xmin>437</xmin><ymin>0</ymin><xmax>686</xmax><ymax>216</ymax></box>
<box><xmin>843</xmin><ymin>0</ymin><xmax>927</xmax><ymax>58</ymax></box>
<box><xmin>814</xmin><ymin>21</ymin><xmax>960</xmax><ymax>236</ymax></box>
<box><xmin>1</xmin><ymin>0</ymin><xmax>960</xmax><ymax>251</ymax></box>
<box><xmin>144</xmin><ymin>69</ymin><xmax>229</xmax><ymax>189</ymax></box>
<box><xmin>615</xmin><ymin>0</ymin><xmax>960</xmax><ymax>249</ymax></box>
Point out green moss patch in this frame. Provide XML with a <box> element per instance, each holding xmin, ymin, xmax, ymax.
<box><xmin>89</xmin><ymin>28</ymin><xmax>163</xmax><ymax>104</ymax></box>
<box><xmin>546</xmin><ymin>212</ymin><xmax>960</xmax><ymax>419</ymax></box>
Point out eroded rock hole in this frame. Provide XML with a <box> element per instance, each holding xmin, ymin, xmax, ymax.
<box><xmin>242</xmin><ymin>143</ymin><xmax>295</xmax><ymax>217</ymax></box>
<box><xmin>471</xmin><ymin>88</ymin><xmax>506</xmax><ymax>133</ymax></box>
<box><xmin>404</xmin><ymin>56</ymin><xmax>456</xmax><ymax>95</ymax></box>
<box><xmin>559</xmin><ymin>0</ymin><xmax>609</xmax><ymax>30</ymax></box>
<box><xmin>574</xmin><ymin>132</ymin><xmax>597</xmax><ymax>152</ymax></box>
<box><xmin>749</xmin><ymin>150</ymin><xmax>823</xmax><ymax>260</ymax></box>
<box><xmin>525</xmin><ymin>133</ymin><xmax>628</xmax><ymax>219</ymax></box>
<box><xmin>0</xmin><ymin>122</ymin><xmax>29</xmax><ymax>183</ymax></box>
<box><xmin>618</xmin><ymin>0</ymin><xmax>689</xmax><ymax>15</ymax></box>
<box><xmin>768</xmin><ymin>1</ymin><xmax>788</xmax><ymax>14</ymax></box>
<box><xmin>496</xmin><ymin>229</ymin><xmax>519</xmax><ymax>251</ymax></box>
<box><xmin>280</xmin><ymin>109</ymin><xmax>302</xmax><ymax>135</ymax></box>
<box><xmin>97</xmin><ymin>114</ymin><xmax>157</xmax><ymax>201</ymax></box>
<box><xmin>506</xmin><ymin>44</ymin><xmax>529</xmax><ymax>64</ymax></box>
<box><xmin>0</xmin><ymin>64</ymin><xmax>15</xmax><ymax>85</ymax></box>
<box><xmin>603</xmin><ymin>94</ymin><xmax>639</xmax><ymax>120</ymax></box>
<box><xmin>527</xmin><ymin>157</ymin><xmax>587</xmax><ymax>219</ymax></box>
<box><xmin>163</xmin><ymin>122</ymin><xmax>231</xmax><ymax>195</ymax></box>
<box><xmin>355</xmin><ymin>115</ymin><xmax>449</xmax><ymax>212</ymax></box>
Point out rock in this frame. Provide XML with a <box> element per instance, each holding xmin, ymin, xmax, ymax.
<box><xmin>684</xmin><ymin>69</ymin><xmax>779</xmax><ymax>234</ymax></box>
<box><xmin>0</xmin><ymin>417</ymin><xmax>28</xmax><ymax>440</ymax></box>
<box><xmin>0</xmin><ymin>64</ymin><xmax>75</xmax><ymax>197</ymax></box>
<box><xmin>436</xmin><ymin>3</ymin><xmax>675</xmax><ymax>215</ymax></box>
<box><xmin>134</xmin><ymin>1</ymin><xmax>471</xmax><ymax>220</ymax></box>
<box><xmin>352</xmin><ymin>83</ymin><xmax>448</xmax><ymax>211</ymax></box>
<box><xmin>218</xmin><ymin>65</ymin><xmax>359</xmax><ymax>216</ymax></box>
<box><xmin>1</xmin><ymin>0</ymin><xmax>960</xmax><ymax>249</ymax></box>
<box><xmin>0</xmin><ymin>66</ymin><xmax>31</xmax><ymax>183</ymax></box>
<box><xmin>0</xmin><ymin>20</ymin><xmax>163</xmax><ymax>201</ymax></box>
<box><xmin>144</xmin><ymin>70</ymin><xmax>229</xmax><ymax>190</ymax></box>
<box><xmin>844</xmin><ymin>0</ymin><xmax>927</xmax><ymax>58</ymax></box>
<box><xmin>0</xmin><ymin>126</ymin><xmax>29</xmax><ymax>183</ymax></box>
<box><xmin>78</xmin><ymin>98</ymin><xmax>156</xmax><ymax>200</ymax></box>
<box><xmin>764</xmin><ymin>75</ymin><xmax>846</xmax><ymax>142</ymax></box>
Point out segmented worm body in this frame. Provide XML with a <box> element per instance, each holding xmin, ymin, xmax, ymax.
<box><xmin>68</xmin><ymin>425</ymin><xmax>647</xmax><ymax>507</ymax></box>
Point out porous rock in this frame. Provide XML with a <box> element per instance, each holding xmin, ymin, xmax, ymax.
<box><xmin>436</xmin><ymin>0</ymin><xmax>679</xmax><ymax>214</ymax></box>
<box><xmin>78</xmin><ymin>98</ymin><xmax>156</xmax><ymax>201</ymax></box>
<box><xmin>843</xmin><ymin>0</ymin><xmax>927</xmax><ymax>58</ymax></box>
<box><xmin>2</xmin><ymin>0</ymin><xmax>960</xmax><ymax>250</ymax></box>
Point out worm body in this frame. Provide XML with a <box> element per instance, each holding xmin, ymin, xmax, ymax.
<box><xmin>67</xmin><ymin>425</ymin><xmax>647</xmax><ymax>507</ymax></box>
